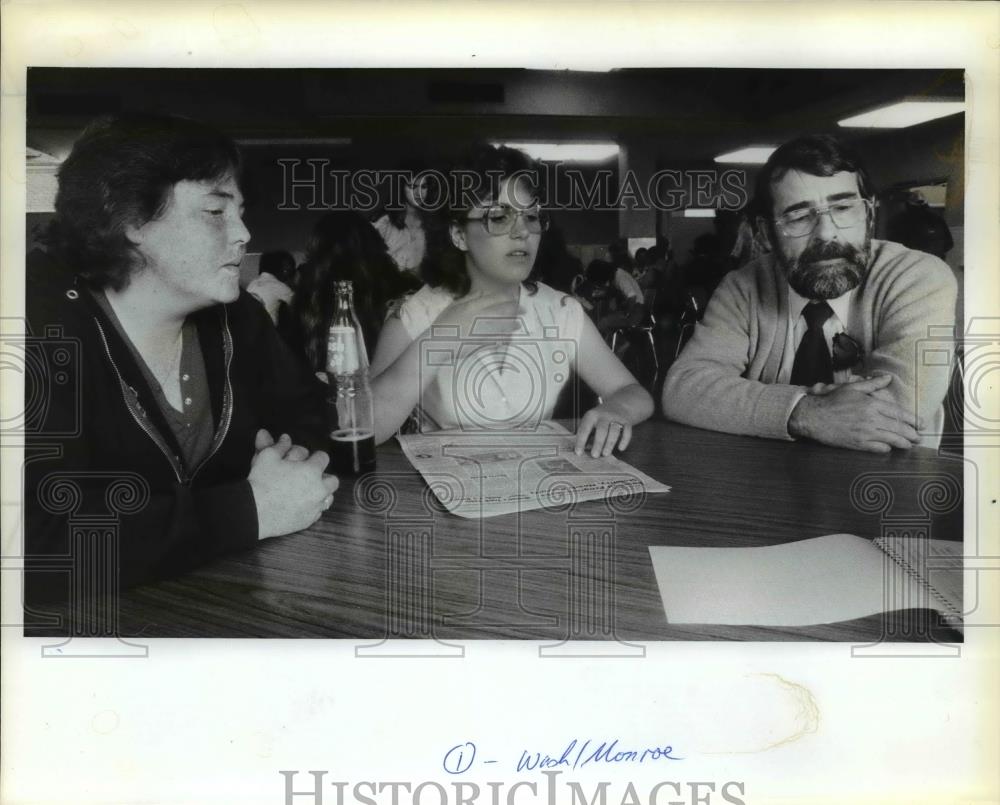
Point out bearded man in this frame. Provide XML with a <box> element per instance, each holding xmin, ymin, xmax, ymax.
<box><xmin>662</xmin><ymin>135</ymin><xmax>957</xmax><ymax>452</ymax></box>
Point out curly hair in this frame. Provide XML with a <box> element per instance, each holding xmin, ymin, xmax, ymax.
<box><xmin>282</xmin><ymin>211</ymin><xmax>418</xmax><ymax>371</ymax></box>
<box><xmin>420</xmin><ymin>144</ymin><xmax>545</xmax><ymax>297</ymax></box>
<box><xmin>47</xmin><ymin>113</ymin><xmax>242</xmax><ymax>291</ymax></box>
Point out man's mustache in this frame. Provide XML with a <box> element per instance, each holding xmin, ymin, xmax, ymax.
<box><xmin>797</xmin><ymin>239</ymin><xmax>865</xmax><ymax>265</ymax></box>
<box><xmin>785</xmin><ymin>235</ymin><xmax>871</xmax><ymax>300</ymax></box>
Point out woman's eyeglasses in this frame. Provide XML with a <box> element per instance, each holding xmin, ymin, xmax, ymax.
<box><xmin>466</xmin><ymin>204</ymin><xmax>549</xmax><ymax>236</ymax></box>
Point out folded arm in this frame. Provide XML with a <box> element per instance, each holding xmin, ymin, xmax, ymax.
<box><xmin>25</xmin><ymin>430</ymin><xmax>338</xmax><ymax>607</ymax></box>
<box><xmin>662</xmin><ymin>260</ymin><xmax>956</xmax><ymax>451</ymax></box>
<box><xmin>24</xmin><ymin>442</ymin><xmax>261</xmax><ymax>607</ymax></box>
<box><xmin>661</xmin><ymin>275</ymin><xmax>804</xmax><ymax>440</ymax></box>
<box><xmin>787</xmin><ymin>260</ymin><xmax>956</xmax><ymax>451</ymax></box>
<box><xmin>863</xmin><ymin>260</ymin><xmax>957</xmax><ymax>430</ymax></box>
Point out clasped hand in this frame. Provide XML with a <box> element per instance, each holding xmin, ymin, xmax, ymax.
<box><xmin>789</xmin><ymin>373</ymin><xmax>922</xmax><ymax>453</ymax></box>
<box><xmin>247</xmin><ymin>430</ymin><xmax>339</xmax><ymax>539</ymax></box>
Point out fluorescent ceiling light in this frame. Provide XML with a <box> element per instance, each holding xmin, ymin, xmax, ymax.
<box><xmin>26</xmin><ymin>146</ymin><xmax>62</xmax><ymax>165</ymax></box>
<box><xmin>494</xmin><ymin>142</ymin><xmax>620</xmax><ymax>162</ymax></box>
<box><xmin>236</xmin><ymin>137</ymin><xmax>353</xmax><ymax>146</ymax></box>
<box><xmin>838</xmin><ymin>101</ymin><xmax>964</xmax><ymax>128</ymax></box>
<box><xmin>683</xmin><ymin>209</ymin><xmax>716</xmax><ymax>218</ymax></box>
<box><xmin>714</xmin><ymin>146</ymin><xmax>777</xmax><ymax>164</ymax></box>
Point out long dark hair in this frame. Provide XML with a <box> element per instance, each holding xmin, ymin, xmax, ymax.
<box><xmin>282</xmin><ymin>211</ymin><xmax>416</xmax><ymax>370</ymax></box>
<box><xmin>384</xmin><ymin>157</ymin><xmax>432</xmax><ymax>230</ymax></box>
<box><xmin>420</xmin><ymin>144</ymin><xmax>545</xmax><ymax>297</ymax></box>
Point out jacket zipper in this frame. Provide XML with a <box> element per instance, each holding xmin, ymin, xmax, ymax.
<box><xmin>189</xmin><ymin>306</ymin><xmax>234</xmax><ymax>484</ymax></box>
<box><xmin>95</xmin><ymin>305</ymin><xmax>235</xmax><ymax>487</ymax></box>
<box><xmin>95</xmin><ymin>319</ymin><xmax>185</xmax><ymax>484</ymax></box>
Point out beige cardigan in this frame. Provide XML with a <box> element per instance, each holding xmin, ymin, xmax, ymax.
<box><xmin>662</xmin><ymin>240</ymin><xmax>958</xmax><ymax>447</ymax></box>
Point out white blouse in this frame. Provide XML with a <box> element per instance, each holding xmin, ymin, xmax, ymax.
<box><xmin>373</xmin><ymin>214</ymin><xmax>426</xmax><ymax>273</ymax></box>
<box><xmin>397</xmin><ymin>282</ymin><xmax>585</xmax><ymax>431</ymax></box>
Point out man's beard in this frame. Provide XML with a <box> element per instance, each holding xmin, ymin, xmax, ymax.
<box><xmin>779</xmin><ymin>235</ymin><xmax>871</xmax><ymax>300</ymax></box>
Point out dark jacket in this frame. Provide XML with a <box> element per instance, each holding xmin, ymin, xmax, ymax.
<box><xmin>24</xmin><ymin>249</ymin><xmax>329</xmax><ymax>611</ymax></box>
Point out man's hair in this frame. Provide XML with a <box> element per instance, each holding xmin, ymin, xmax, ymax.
<box><xmin>48</xmin><ymin>112</ymin><xmax>242</xmax><ymax>291</ymax></box>
<box><xmin>586</xmin><ymin>258</ymin><xmax>615</xmax><ymax>285</ymax></box>
<box><xmin>259</xmin><ymin>250</ymin><xmax>297</xmax><ymax>285</ymax></box>
<box><xmin>422</xmin><ymin>143</ymin><xmax>544</xmax><ymax>297</ymax></box>
<box><xmin>754</xmin><ymin>134</ymin><xmax>875</xmax><ymax>220</ymax></box>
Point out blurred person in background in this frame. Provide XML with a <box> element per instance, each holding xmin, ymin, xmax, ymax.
<box><xmin>682</xmin><ymin>232</ymin><xmax>728</xmax><ymax>304</ymax></box>
<box><xmin>247</xmin><ymin>249</ymin><xmax>296</xmax><ymax>324</ymax></box>
<box><xmin>886</xmin><ymin>190</ymin><xmax>954</xmax><ymax>260</ymax></box>
<box><xmin>632</xmin><ymin>247</ymin><xmax>649</xmax><ymax>280</ymax></box>
<box><xmin>577</xmin><ymin>258</ymin><xmax>645</xmax><ymax>336</ymax></box>
<box><xmin>607</xmin><ymin>237</ymin><xmax>633</xmax><ymax>276</ymax></box>
<box><xmin>280</xmin><ymin>210</ymin><xmax>416</xmax><ymax>373</ymax></box>
<box><xmin>534</xmin><ymin>223</ymin><xmax>583</xmax><ymax>295</ymax></box>
<box><xmin>372</xmin><ymin>158</ymin><xmax>433</xmax><ymax>276</ymax></box>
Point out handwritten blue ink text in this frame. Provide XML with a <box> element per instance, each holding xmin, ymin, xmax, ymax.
<box><xmin>516</xmin><ymin>738</ymin><xmax>681</xmax><ymax>772</ymax></box>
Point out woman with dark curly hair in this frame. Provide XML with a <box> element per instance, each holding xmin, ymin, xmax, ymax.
<box><xmin>370</xmin><ymin>144</ymin><xmax>653</xmax><ymax>455</ymax></box>
<box><xmin>279</xmin><ymin>210</ymin><xmax>418</xmax><ymax>372</ymax></box>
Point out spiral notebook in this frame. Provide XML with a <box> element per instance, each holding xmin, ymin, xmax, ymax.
<box><xmin>648</xmin><ymin>533</ymin><xmax>962</xmax><ymax>629</ymax></box>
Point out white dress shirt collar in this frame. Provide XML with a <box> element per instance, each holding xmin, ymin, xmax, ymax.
<box><xmin>787</xmin><ymin>285</ymin><xmax>856</xmax><ymax>325</ymax></box>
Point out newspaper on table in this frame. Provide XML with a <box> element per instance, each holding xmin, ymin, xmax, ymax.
<box><xmin>396</xmin><ymin>421</ymin><xmax>670</xmax><ymax>518</ymax></box>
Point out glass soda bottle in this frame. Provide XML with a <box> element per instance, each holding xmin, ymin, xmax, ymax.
<box><xmin>325</xmin><ymin>280</ymin><xmax>376</xmax><ymax>476</ymax></box>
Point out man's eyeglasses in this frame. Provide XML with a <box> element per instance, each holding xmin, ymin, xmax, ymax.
<box><xmin>774</xmin><ymin>198</ymin><xmax>871</xmax><ymax>238</ymax></box>
<box><xmin>466</xmin><ymin>205</ymin><xmax>549</xmax><ymax>236</ymax></box>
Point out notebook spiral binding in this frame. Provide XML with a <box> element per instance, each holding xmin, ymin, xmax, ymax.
<box><xmin>874</xmin><ymin>536</ymin><xmax>963</xmax><ymax>624</ymax></box>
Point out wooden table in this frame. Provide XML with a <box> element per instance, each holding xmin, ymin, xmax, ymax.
<box><xmin>33</xmin><ymin>421</ymin><xmax>965</xmax><ymax>642</ymax></box>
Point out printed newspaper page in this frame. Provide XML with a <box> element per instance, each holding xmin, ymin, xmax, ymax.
<box><xmin>397</xmin><ymin>421</ymin><xmax>670</xmax><ymax>518</ymax></box>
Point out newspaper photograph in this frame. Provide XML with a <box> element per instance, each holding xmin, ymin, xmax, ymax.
<box><xmin>397</xmin><ymin>421</ymin><xmax>670</xmax><ymax>518</ymax></box>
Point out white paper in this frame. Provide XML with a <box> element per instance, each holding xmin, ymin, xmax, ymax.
<box><xmin>649</xmin><ymin>534</ymin><xmax>963</xmax><ymax>627</ymax></box>
<box><xmin>397</xmin><ymin>421</ymin><xmax>670</xmax><ymax>518</ymax></box>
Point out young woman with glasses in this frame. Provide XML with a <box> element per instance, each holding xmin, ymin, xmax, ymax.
<box><xmin>370</xmin><ymin>144</ymin><xmax>653</xmax><ymax>456</ymax></box>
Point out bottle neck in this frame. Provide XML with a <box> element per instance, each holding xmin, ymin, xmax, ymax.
<box><xmin>334</xmin><ymin>289</ymin><xmax>355</xmax><ymax>325</ymax></box>
<box><xmin>327</xmin><ymin>284</ymin><xmax>368</xmax><ymax>375</ymax></box>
